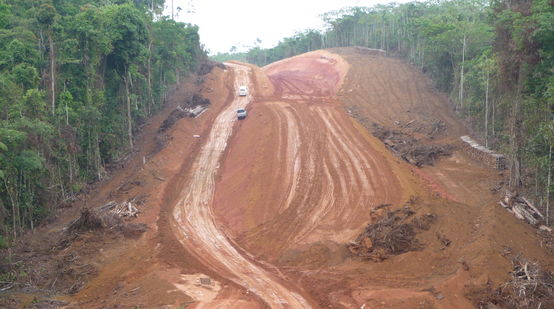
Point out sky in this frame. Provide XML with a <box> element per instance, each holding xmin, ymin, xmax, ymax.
<box><xmin>165</xmin><ymin>0</ymin><xmax>413</xmax><ymax>55</ymax></box>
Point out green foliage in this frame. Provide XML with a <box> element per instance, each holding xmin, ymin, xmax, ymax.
<box><xmin>22</xmin><ymin>89</ymin><xmax>46</xmax><ymax>119</ymax></box>
<box><xmin>0</xmin><ymin>0</ymin><xmax>204</xmax><ymax>238</ymax></box>
<box><xmin>0</xmin><ymin>0</ymin><xmax>10</xmax><ymax>29</ymax></box>
<box><xmin>12</xmin><ymin>63</ymin><xmax>38</xmax><ymax>89</ymax></box>
<box><xmin>36</xmin><ymin>3</ymin><xmax>57</xmax><ymax>28</ymax></box>
<box><xmin>102</xmin><ymin>4</ymin><xmax>148</xmax><ymax>74</ymax></box>
<box><xmin>0</xmin><ymin>235</ymin><xmax>7</xmax><ymax>248</ymax></box>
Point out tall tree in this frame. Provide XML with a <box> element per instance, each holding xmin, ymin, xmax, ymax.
<box><xmin>36</xmin><ymin>3</ymin><xmax>57</xmax><ymax>115</ymax></box>
<box><xmin>102</xmin><ymin>4</ymin><xmax>148</xmax><ymax>149</ymax></box>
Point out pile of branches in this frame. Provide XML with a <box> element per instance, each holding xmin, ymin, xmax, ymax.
<box><xmin>196</xmin><ymin>60</ymin><xmax>226</xmax><ymax>75</ymax></box>
<box><xmin>66</xmin><ymin>208</ymin><xmax>110</xmax><ymax>233</ymax></box>
<box><xmin>66</xmin><ymin>200</ymin><xmax>140</xmax><ymax>233</ymax></box>
<box><xmin>348</xmin><ymin>206</ymin><xmax>427</xmax><ymax>261</ymax></box>
<box><xmin>400</xmin><ymin>118</ymin><xmax>446</xmax><ymax>138</ymax></box>
<box><xmin>371</xmin><ymin>123</ymin><xmax>453</xmax><ymax>167</ymax></box>
<box><xmin>98</xmin><ymin>201</ymin><xmax>139</xmax><ymax>217</ymax></box>
<box><xmin>402</xmin><ymin>144</ymin><xmax>454</xmax><ymax>167</ymax></box>
<box><xmin>158</xmin><ymin>94</ymin><xmax>211</xmax><ymax>133</ymax></box>
<box><xmin>186</xmin><ymin>94</ymin><xmax>211</xmax><ymax>107</ymax></box>
<box><xmin>470</xmin><ymin>255</ymin><xmax>554</xmax><ymax>308</ymax></box>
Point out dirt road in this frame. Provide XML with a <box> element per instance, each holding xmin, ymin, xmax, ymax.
<box><xmin>42</xmin><ymin>48</ymin><xmax>552</xmax><ymax>309</ymax></box>
<box><xmin>175</xmin><ymin>52</ymin><xmax>402</xmax><ymax>308</ymax></box>
<box><xmin>172</xmin><ymin>63</ymin><xmax>311</xmax><ymax>309</ymax></box>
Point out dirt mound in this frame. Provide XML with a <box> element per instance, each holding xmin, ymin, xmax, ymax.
<box><xmin>264</xmin><ymin>50</ymin><xmax>348</xmax><ymax>98</ymax></box>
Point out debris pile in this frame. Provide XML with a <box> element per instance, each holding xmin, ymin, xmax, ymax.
<box><xmin>66</xmin><ymin>199</ymin><xmax>142</xmax><ymax>234</ymax></box>
<box><xmin>159</xmin><ymin>106</ymin><xmax>189</xmax><ymax>133</ymax></box>
<box><xmin>460</xmin><ymin>135</ymin><xmax>506</xmax><ymax>170</ymax></box>
<box><xmin>402</xmin><ymin>144</ymin><xmax>454</xmax><ymax>167</ymax></box>
<box><xmin>499</xmin><ymin>191</ymin><xmax>545</xmax><ymax>226</ymax></box>
<box><xmin>197</xmin><ymin>61</ymin><xmax>226</xmax><ymax>75</ymax></box>
<box><xmin>187</xmin><ymin>93</ymin><xmax>211</xmax><ymax>107</ymax></box>
<box><xmin>372</xmin><ymin>123</ymin><xmax>453</xmax><ymax>166</ymax></box>
<box><xmin>67</xmin><ymin>208</ymin><xmax>106</xmax><ymax>232</ymax></box>
<box><xmin>538</xmin><ymin>229</ymin><xmax>554</xmax><ymax>254</ymax></box>
<box><xmin>186</xmin><ymin>105</ymin><xmax>208</xmax><ymax>118</ymax></box>
<box><xmin>159</xmin><ymin>94</ymin><xmax>211</xmax><ymax>133</ymax></box>
<box><xmin>353</xmin><ymin>46</ymin><xmax>386</xmax><ymax>56</ymax></box>
<box><xmin>468</xmin><ymin>255</ymin><xmax>554</xmax><ymax>308</ymax></box>
<box><xmin>348</xmin><ymin>206</ymin><xmax>432</xmax><ymax>261</ymax></box>
<box><xmin>399</xmin><ymin>118</ymin><xmax>446</xmax><ymax>139</ymax></box>
<box><xmin>99</xmin><ymin>200</ymin><xmax>139</xmax><ymax>217</ymax></box>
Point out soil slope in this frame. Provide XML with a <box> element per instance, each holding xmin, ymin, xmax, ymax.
<box><xmin>2</xmin><ymin>48</ymin><xmax>552</xmax><ymax>309</ymax></box>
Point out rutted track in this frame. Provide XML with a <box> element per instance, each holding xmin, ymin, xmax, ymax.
<box><xmin>214</xmin><ymin>51</ymin><xmax>402</xmax><ymax>267</ymax></box>
<box><xmin>58</xmin><ymin>48</ymin><xmax>554</xmax><ymax>309</ymax></box>
<box><xmin>172</xmin><ymin>63</ymin><xmax>311</xmax><ymax>309</ymax></box>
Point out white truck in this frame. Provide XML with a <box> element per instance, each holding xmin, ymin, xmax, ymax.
<box><xmin>237</xmin><ymin>108</ymin><xmax>247</xmax><ymax>120</ymax></box>
<box><xmin>238</xmin><ymin>86</ymin><xmax>248</xmax><ymax>96</ymax></box>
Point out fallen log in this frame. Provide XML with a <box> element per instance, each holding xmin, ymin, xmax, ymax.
<box><xmin>499</xmin><ymin>191</ymin><xmax>544</xmax><ymax>226</ymax></box>
<box><xmin>521</xmin><ymin>197</ymin><xmax>545</xmax><ymax>219</ymax></box>
<box><xmin>99</xmin><ymin>201</ymin><xmax>117</xmax><ymax>211</ymax></box>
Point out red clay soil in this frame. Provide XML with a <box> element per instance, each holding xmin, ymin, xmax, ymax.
<box><xmin>3</xmin><ymin>48</ymin><xmax>553</xmax><ymax>309</ymax></box>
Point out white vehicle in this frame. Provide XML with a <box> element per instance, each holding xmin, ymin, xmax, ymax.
<box><xmin>237</xmin><ymin>108</ymin><xmax>247</xmax><ymax>120</ymax></box>
<box><xmin>238</xmin><ymin>86</ymin><xmax>248</xmax><ymax>96</ymax></box>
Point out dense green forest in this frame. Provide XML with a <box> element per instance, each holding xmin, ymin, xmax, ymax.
<box><xmin>0</xmin><ymin>0</ymin><xmax>203</xmax><ymax>244</ymax></box>
<box><xmin>214</xmin><ymin>0</ymin><xmax>554</xmax><ymax>224</ymax></box>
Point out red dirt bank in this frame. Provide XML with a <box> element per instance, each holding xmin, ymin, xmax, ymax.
<box><xmin>2</xmin><ymin>48</ymin><xmax>552</xmax><ymax>309</ymax></box>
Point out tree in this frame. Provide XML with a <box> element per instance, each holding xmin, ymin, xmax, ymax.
<box><xmin>0</xmin><ymin>0</ymin><xmax>204</xmax><ymax>239</ymax></box>
<box><xmin>102</xmin><ymin>4</ymin><xmax>148</xmax><ymax>149</ymax></box>
<box><xmin>36</xmin><ymin>3</ymin><xmax>58</xmax><ymax>115</ymax></box>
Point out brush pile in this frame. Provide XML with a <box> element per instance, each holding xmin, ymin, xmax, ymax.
<box><xmin>66</xmin><ymin>199</ymin><xmax>141</xmax><ymax>233</ymax></box>
<box><xmin>372</xmin><ymin>123</ymin><xmax>452</xmax><ymax>167</ymax></box>
<box><xmin>98</xmin><ymin>200</ymin><xmax>139</xmax><ymax>217</ymax></box>
<box><xmin>348</xmin><ymin>206</ymin><xmax>431</xmax><ymax>261</ymax></box>
<box><xmin>158</xmin><ymin>93</ymin><xmax>211</xmax><ymax>133</ymax></box>
<box><xmin>469</xmin><ymin>255</ymin><xmax>554</xmax><ymax>308</ymax></box>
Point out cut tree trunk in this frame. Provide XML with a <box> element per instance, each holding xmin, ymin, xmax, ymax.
<box><xmin>49</xmin><ymin>33</ymin><xmax>56</xmax><ymax>114</ymax></box>
<box><xmin>124</xmin><ymin>72</ymin><xmax>133</xmax><ymax>149</ymax></box>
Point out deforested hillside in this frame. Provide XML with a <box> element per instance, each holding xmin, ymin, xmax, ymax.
<box><xmin>216</xmin><ymin>0</ymin><xmax>554</xmax><ymax>223</ymax></box>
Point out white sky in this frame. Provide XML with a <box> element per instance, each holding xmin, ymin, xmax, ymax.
<box><xmin>165</xmin><ymin>0</ymin><xmax>413</xmax><ymax>54</ymax></box>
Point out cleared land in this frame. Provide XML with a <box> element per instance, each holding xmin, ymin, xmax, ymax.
<box><xmin>3</xmin><ymin>48</ymin><xmax>552</xmax><ymax>309</ymax></box>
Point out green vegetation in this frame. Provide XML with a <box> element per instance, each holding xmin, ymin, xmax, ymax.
<box><xmin>0</xmin><ymin>0</ymin><xmax>203</xmax><ymax>240</ymax></box>
<box><xmin>214</xmin><ymin>0</ymin><xmax>554</xmax><ymax>223</ymax></box>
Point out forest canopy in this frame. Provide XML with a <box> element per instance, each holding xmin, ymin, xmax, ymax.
<box><xmin>0</xmin><ymin>0</ymin><xmax>203</xmax><ymax>243</ymax></box>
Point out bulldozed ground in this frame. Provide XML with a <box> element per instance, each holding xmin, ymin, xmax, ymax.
<box><xmin>1</xmin><ymin>48</ymin><xmax>553</xmax><ymax>308</ymax></box>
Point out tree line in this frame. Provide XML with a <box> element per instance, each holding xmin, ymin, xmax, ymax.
<box><xmin>213</xmin><ymin>0</ymin><xmax>554</xmax><ymax>224</ymax></box>
<box><xmin>0</xmin><ymin>0</ymin><xmax>203</xmax><ymax>245</ymax></box>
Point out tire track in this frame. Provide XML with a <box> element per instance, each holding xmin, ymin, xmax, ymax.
<box><xmin>172</xmin><ymin>63</ymin><xmax>311</xmax><ymax>309</ymax></box>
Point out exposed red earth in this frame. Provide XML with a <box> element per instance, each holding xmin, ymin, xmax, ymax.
<box><xmin>3</xmin><ymin>48</ymin><xmax>553</xmax><ymax>308</ymax></box>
